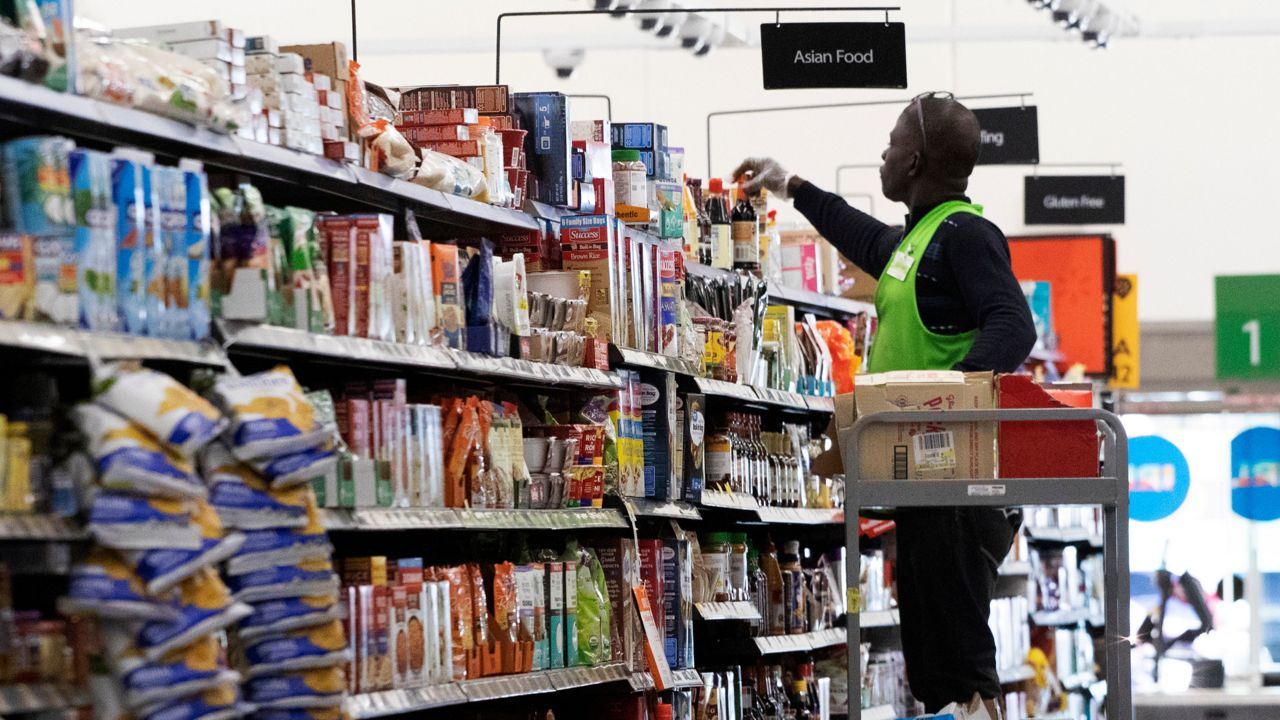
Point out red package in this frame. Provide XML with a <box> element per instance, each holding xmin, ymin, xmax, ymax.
<box><xmin>997</xmin><ymin>374</ymin><xmax>1098</xmax><ymax>479</ymax></box>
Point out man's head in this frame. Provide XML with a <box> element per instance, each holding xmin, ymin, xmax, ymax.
<box><xmin>879</xmin><ymin>93</ymin><xmax>981</xmax><ymax>203</ymax></box>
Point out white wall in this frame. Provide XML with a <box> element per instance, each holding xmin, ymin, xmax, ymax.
<box><xmin>81</xmin><ymin>0</ymin><xmax>1280</xmax><ymax>322</ymax></box>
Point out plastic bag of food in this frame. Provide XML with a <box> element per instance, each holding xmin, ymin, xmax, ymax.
<box><xmin>226</xmin><ymin>501</ymin><xmax>331</xmax><ymax>576</ymax></box>
<box><xmin>249</xmin><ymin>707</ymin><xmax>342</xmax><ymax>720</ymax></box>
<box><xmin>87</xmin><ymin>491</ymin><xmax>200</xmax><ymax>551</ymax></box>
<box><xmin>204</xmin><ymin>443</ymin><xmax>309</xmax><ymax>530</ymax></box>
<box><xmin>816</xmin><ymin>319</ymin><xmax>859</xmax><ymax>395</ymax></box>
<box><xmin>136</xmin><ymin>683</ymin><xmax>242</xmax><ymax>720</ymax></box>
<box><xmin>250</xmin><ymin>443</ymin><xmax>338</xmax><ymax>489</ymax></box>
<box><xmin>213</xmin><ymin>366</ymin><xmax>330</xmax><ymax>461</ymax></box>
<box><xmin>62</xmin><ymin>548</ymin><xmax>179</xmax><ymax>621</ymax></box>
<box><xmin>367</xmin><ymin>119</ymin><xmax>416</xmax><ymax>180</ymax></box>
<box><xmin>73</xmin><ymin>403</ymin><xmax>205</xmax><ymax>499</ymax></box>
<box><xmin>413</xmin><ymin>148</ymin><xmax>488</xmax><ymax>201</ymax></box>
<box><xmin>125</xmin><ymin>499</ymin><xmax>245</xmax><ymax>595</ymax></box>
<box><xmin>228</xmin><ymin>558</ymin><xmax>340</xmax><ymax>605</ymax></box>
<box><xmin>238</xmin><ymin>620</ymin><xmax>348</xmax><ymax>677</ymax></box>
<box><xmin>237</xmin><ymin>595</ymin><xmax>343</xmax><ymax>641</ymax></box>
<box><xmin>92</xmin><ymin>362</ymin><xmax>225</xmax><ymax>457</ymax></box>
<box><xmin>577</xmin><ymin>548</ymin><xmax>609</xmax><ymax>666</ymax></box>
<box><xmin>242</xmin><ymin>666</ymin><xmax>345</xmax><ymax>709</ymax></box>
<box><xmin>134</xmin><ymin>567</ymin><xmax>252</xmax><ymax>661</ymax></box>
<box><xmin>104</xmin><ymin>630</ymin><xmax>240</xmax><ymax>711</ymax></box>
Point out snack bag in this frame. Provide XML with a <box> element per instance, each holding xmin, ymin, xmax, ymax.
<box><xmin>577</xmin><ymin>548</ymin><xmax>608</xmax><ymax>666</ymax></box>
<box><xmin>62</xmin><ymin>547</ymin><xmax>178</xmax><ymax>621</ymax></box>
<box><xmin>238</xmin><ymin>595</ymin><xmax>344</xmax><ymax>641</ymax></box>
<box><xmin>213</xmin><ymin>366</ymin><xmax>330</xmax><ymax>461</ymax></box>
<box><xmin>93</xmin><ymin>362</ymin><xmax>225</xmax><ymax>457</ymax></box>
<box><xmin>134</xmin><ymin>566</ymin><xmax>252</xmax><ymax>661</ymax></box>
<box><xmin>136</xmin><ymin>683</ymin><xmax>241</xmax><ymax>720</ymax></box>
<box><xmin>105</xmin><ymin>630</ymin><xmax>240</xmax><ymax>711</ymax></box>
<box><xmin>73</xmin><ymin>403</ymin><xmax>205</xmax><ymax>499</ymax></box>
<box><xmin>242</xmin><ymin>666</ymin><xmax>345</xmax><ymax>709</ymax></box>
<box><xmin>250</xmin><ymin>443</ymin><xmax>338</xmax><ymax>489</ymax></box>
<box><xmin>238</xmin><ymin>620</ymin><xmax>348</xmax><ymax>677</ymax></box>
<box><xmin>204</xmin><ymin>442</ymin><xmax>310</xmax><ymax>529</ymax></box>
<box><xmin>126</xmin><ymin>499</ymin><xmax>245</xmax><ymax>594</ymax></box>
<box><xmin>87</xmin><ymin>491</ymin><xmax>200</xmax><ymax>551</ymax></box>
<box><xmin>228</xmin><ymin>558</ymin><xmax>340</xmax><ymax>605</ymax></box>
<box><xmin>226</xmin><ymin>501</ymin><xmax>331</xmax><ymax>576</ymax></box>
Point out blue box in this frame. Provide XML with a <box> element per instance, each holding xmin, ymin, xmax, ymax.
<box><xmin>111</xmin><ymin>157</ymin><xmax>148</xmax><ymax>334</ymax></box>
<box><xmin>661</xmin><ymin>538</ymin><xmax>680</xmax><ymax>669</ymax></box>
<box><xmin>612</xmin><ymin>123</ymin><xmax>668</xmax><ymax>153</ymax></box>
<box><xmin>69</xmin><ymin>149</ymin><xmax>117</xmax><ymax>331</ymax></box>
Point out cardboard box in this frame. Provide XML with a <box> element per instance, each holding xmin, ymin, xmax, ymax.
<box><xmin>400</xmin><ymin>108</ymin><xmax>479</xmax><ymax>127</ymax></box>
<box><xmin>513</xmin><ymin>92</ymin><xmax>571</xmax><ymax>207</ymax></box>
<box><xmin>592</xmin><ymin>538</ymin><xmax>637</xmax><ymax>667</ymax></box>
<box><xmin>997</xmin><ymin>375</ymin><xmax>1098</xmax><ymax>479</ymax></box>
<box><xmin>639</xmin><ymin>369</ymin><xmax>677</xmax><ymax>500</ymax></box>
<box><xmin>116</xmin><ymin>20</ymin><xmax>227</xmax><ymax>45</ymax></box>
<box><xmin>280</xmin><ymin>42</ymin><xmax>349</xmax><ymax>81</ymax></box>
<box><xmin>397</xmin><ymin>84</ymin><xmax>509</xmax><ymax>114</ymax></box>
<box><xmin>847</xmin><ymin>371</ymin><xmax>996</xmax><ymax>481</ymax></box>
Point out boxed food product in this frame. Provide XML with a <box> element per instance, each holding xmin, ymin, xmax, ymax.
<box><xmin>512</xmin><ymin>93</ymin><xmax>571</xmax><ymax>207</ymax></box>
<box><xmin>639</xmin><ymin>370</ymin><xmax>677</xmax><ymax>500</ymax></box>
<box><xmin>397</xmin><ymin>85</ymin><xmax>509</xmax><ymax>114</ymax></box>
<box><xmin>545</xmin><ymin>561</ymin><xmax>564</xmax><ymax>668</ymax></box>
<box><xmin>115</xmin><ymin>20</ymin><xmax>228</xmax><ymax>45</ymax></box>
<box><xmin>280</xmin><ymin>42</ymin><xmax>349</xmax><ymax>81</ymax></box>
<box><xmin>0</xmin><ymin>234</ymin><xmax>33</xmax><ymax>319</ymax></box>
<box><xmin>680</xmin><ymin>393</ymin><xmax>705</xmax><ymax>505</ymax></box>
<box><xmin>400</xmin><ymin>108</ymin><xmax>480</xmax><ymax>127</ymax></box>
<box><xmin>611</xmin><ymin>123</ymin><xmax>669</xmax><ymax>153</ymax></box>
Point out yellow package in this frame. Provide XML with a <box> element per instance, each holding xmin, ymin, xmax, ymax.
<box><xmin>93</xmin><ymin>362</ymin><xmax>226</xmax><ymax>458</ymax></box>
<box><xmin>213</xmin><ymin>366</ymin><xmax>330</xmax><ymax>461</ymax></box>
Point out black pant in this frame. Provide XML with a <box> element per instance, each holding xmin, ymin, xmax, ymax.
<box><xmin>895</xmin><ymin>507</ymin><xmax>1018</xmax><ymax>713</ymax></box>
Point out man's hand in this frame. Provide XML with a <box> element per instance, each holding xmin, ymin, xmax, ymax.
<box><xmin>732</xmin><ymin>157</ymin><xmax>790</xmax><ymax>198</ymax></box>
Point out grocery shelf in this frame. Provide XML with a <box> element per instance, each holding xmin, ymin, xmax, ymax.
<box><xmin>755</xmin><ymin>506</ymin><xmax>844</xmax><ymax>526</ymax></box>
<box><xmin>0</xmin><ymin>684</ymin><xmax>90</xmax><ymax>714</ymax></box>
<box><xmin>753</xmin><ymin>627</ymin><xmax>846</xmax><ymax>656</ymax></box>
<box><xmin>669</xmin><ymin>668</ymin><xmax>704</xmax><ymax>689</ymax></box>
<box><xmin>1031</xmin><ymin>608</ymin><xmax>1091</xmax><ymax>627</ymax></box>
<box><xmin>0</xmin><ymin>514</ymin><xmax>86</xmax><ymax>541</ymax></box>
<box><xmin>451</xmin><ymin>350</ymin><xmax>621</xmax><ymax>389</ymax></box>
<box><xmin>999</xmin><ymin>665</ymin><xmax>1036</xmax><ymax>684</ymax></box>
<box><xmin>621</xmin><ymin>497</ymin><xmax>703</xmax><ymax>521</ymax></box>
<box><xmin>349</xmin><ymin>685</ymin><xmax>468</xmax><ymax>718</ymax></box>
<box><xmin>752</xmin><ymin>386</ymin><xmax>816</xmax><ymax>413</ymax></box>
<box><xmin>1062</xmin><ymin>671</ymin><xmax>1097</xmax><ymax>690</ymax></box>
<box><xmin>694</xmin><ymin>377</ymin><xmax>760</xmax><ymax>403</ymax></box>
<box><xmin>0</xmin><ymin>76</ymin><xmax>539</xmax><ymax>236</ymax></box>
<box><xmin>859</xmin><ymin>705</ymin><xmax>898</xmax><ymax>720</ymax></box>
<box><xmin>1000</xmin><ymin>561</ymin><xmax>1034</xmax><ymax>576</ymax></box>
<box><xmin>612</xmin><ymin>346</ymin><xmax>699</xmax><ymax>377</ymax></box>
<box><xmin>0</xmin><ymin>320</ymin><xmax>227</xmax><ymax>367</ymax></box>
<box><xmin>807</xmin><ymin>627</ymin><xmax>847</xmax><ymax>650</ymax></box>
<box><xmin>859</xmin><ymin>609</ymin><xmax>899</xmax><ymax>629</ymax></box>
<box><xmin>695</xmin><ymin>601</ymin><xmax>762</xmax><ymax>622</ymax></box>
<box><xmin>805</xmin><ymin>395</ymin><xmax>836</xmax><ymax>413</ymax></box>
<box><xmin>323</xmin><ymin>507</ymin><xmax>629</xmax><ymax>532</ymax></box>
<box><xmin>698</xmin><ymin>490</ymin><xmax>759</xmax><ymax>512</ymax></box>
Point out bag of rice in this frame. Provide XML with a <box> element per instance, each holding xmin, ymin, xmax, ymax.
<box><xmin>93</xmin><ymin>362</ymin><xmax>226</xmax><ymax>458</ymax></box>
<box><xmin>238</xmin><ymin>595</ymin><xmax>344</xmax><ymax>641</ymax></box>
<box><xmin>237</xmin><ymin>620</ymin><xmax>349</xmax><ymax>677</ymax></box>
<box><xmin>73</xmin><ymin>404</ymin><xmax>205</xmax><ymax>499</ymax></box>
<box><xmin>87</xmin><ymin>492</ymin><xmax>201</xmax><ymax>551</ymax></box>
<box><xmin>133</xmin><ymin>567</ymin><xmax>252</xmax><ymax>661</ymax></box>
<box><xmin>249</xmin><ymin>707</ymin><xmax>343</xmax><ymax>720</ymax></box>
<box><xmin>61</xmin><ymin>548</ymin><xmax>179</xmax><ymax>621</ymax></box>
<box><xmin>135</xmin><ymin>683</ymin><xmax>242</xmax><ymax>720</ymax></box>
<box><xmin>250</xmin><ymin>443</ymin><xmax>338</xmax><ymax>489</ymax></box>
<box><xmin>227</xmin><ymin>559</ymin><xmax>340</xmax><ymax>604</ymax></box>
<box><xmin>241</xmin><ymin>666</ymin><xmax>345</xmax><ymax>708</ymax></box>
<box><xmin>203</xmin><ymin>443</ymin><xmax>309</xmax><ymax>530</ymax></box>
<box><xmin>213</xmin><ymin>367</ymin><xmax>330</xmax><ymax>461</ymax></box>
<box><xmin>125</xmin><ymin>500</ymin><xmax>246</xmax><ymax>594</ymax></box>
<box><xmin>104</xmin><ymin>630</ymin><xmax>241</xmax><ymax>711</ymax></box>
<box><xmin>225</xmin><ymin>501</ymin><xmax>331</xmax><ymax>576</ymax></box>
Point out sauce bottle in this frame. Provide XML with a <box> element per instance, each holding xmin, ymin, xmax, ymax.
<box><xmin>706</xmin><ymin>178</ymin><xmax>733</xmax><ymax>270</ymax></box>
<box><xmin>732</xmin><ymin>186</ymin><xmax>759</xmax><ymax>271</ymax></box>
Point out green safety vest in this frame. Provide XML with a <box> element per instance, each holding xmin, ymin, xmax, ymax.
<box><xmin>866</xmin><ymin>200</ymin><xmax>984</xmax><ymax>373</ymax></box>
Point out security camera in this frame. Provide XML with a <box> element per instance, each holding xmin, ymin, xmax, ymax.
<box><xmin>678</xmin><ymin>15</ymin><xmax>710</xmax><ymax>49</ymax></box>
<box><xmin>542</xmin><ymin>48</ymin><xmax>585</xmax><ymax>79</ymax></box>
<box><xmin>633</xmin><ymin>0</ymin><xmax>671</xmax><ymax>32</ymax></box>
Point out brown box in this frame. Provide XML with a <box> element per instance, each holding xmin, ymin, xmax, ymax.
<box><xmin>400</xmin><ymin>108</ymin><xmax>479</xmax><ymax>127</ymax></box>
<box><xmin>397</xmin><ymin>84</ymin><xmax>509</xmax><ymax>114</ymax></box>
<box><xmin>398</xmin><ymin>124</ymin><xmax>470</xmax><ymax>143</ymax></box>
<box><xmin>279</xmin><ymin>42</ymin><xmax>349</xmax><ymax>80</ymax></box>
<box><xmin>841</xmin><ymin>371</ymin><xmax>996</xmax><ymax>481</ymax></box>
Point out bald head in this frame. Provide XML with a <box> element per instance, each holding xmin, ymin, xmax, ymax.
<box><xmin>908</xmin><ymin>95</ymin><xmax>981</xmax><ymax>180</ymax></box>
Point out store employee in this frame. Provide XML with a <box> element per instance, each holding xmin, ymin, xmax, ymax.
<box><xmin>736</xmin><ymin>93</ymin><xmax>1036</xmax><ymax>720</ymax></box>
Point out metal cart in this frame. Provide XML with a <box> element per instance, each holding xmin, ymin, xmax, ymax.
<box><xmin>842</xmin><ymin>408</ymin><xmax>1133</xmax><ymax>720</ymax></box>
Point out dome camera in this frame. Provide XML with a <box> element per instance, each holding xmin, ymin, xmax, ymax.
<box><xmin>678</xmin><ymin>15</ymin><xmax>710</xmax><ymax>50</ymax></box>
<box><xmin>542</xmin><ymin>48</ymin><xmax>586</xmax><ymax>79</ymax></box>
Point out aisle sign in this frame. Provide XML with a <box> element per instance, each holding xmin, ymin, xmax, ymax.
<box><xmin>1111</xmin><ymin>274</ymin><xmax>1140</xmax><ymax>389</ymax></box>
<box><xmin>1231</xmin><ymin>427</ymin><xmax>1280</xmax><ymax>521</ymax></box>
<box><xmin>1216</xmin><ymin>274</ymin><xmax>1280</xmax><ymax>380</ymax></box>
<box><xmin>973</xmin><ymin>106</ymin><xmax>1040</xmax><ymax>165</ymax></box>
<box><xmin>1128</xmin><ymin>435</ymin><xmax>1190</xmax><ymax>522</ymax></box>
<box><xmin>760</xmin><ymin>22</ymin><xmax>908</xmax><ymax>90</ymax></box>
<box><xmin>1024</xmin><ymin>175</ymin><xmax>1125</xmax><ymax>225</ymax></box>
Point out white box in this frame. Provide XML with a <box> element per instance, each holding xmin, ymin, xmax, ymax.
<box><xmin>312</xmin><ymin>72</ymin><xmax>332</xmax><ymax>92</ymax></box>
<box><xmin>246</xmin><ymin>54</ymin><xmax>277</xmax><ymax>75</ymax></box>
<box><xmin>246</xmin><ymin>35</ymin><xmax>279</xmax><ymax>55</ymax></box>
<box><xmin>321</xmin><ymin>124</ymin><xmax>340</xmax><ymax>141</ymax></box>
<box><xmin>230</xmin><ymin>65</ymin><xmax>246</xmax><ymax>85</ymax></box>
<box><xmin>266</xmin><ymin>108</ymin><xmax>282</xmax><ymax>128</ymax></box>
<box><xmin>116</xmin><ymin>20</ymin><xmax>226</xmax><ymax>45</ymax></box>
<box><xmin>328</xmin><ymin>90</ymin><xmax>345</xmax><ymax>110</ymax></box>
<box><xmin>231</xmin><ymin>47</ymin><xmax>245</xmax><ymax>67</ymax></box>
<box><xmin>226</xmin><ymin>27</ymin><xmax>246</xmax><ymax>49</ymax></box>
<box><xmin>279</xmin><ymin>72</ymin><xmax>316</xmax><ymax>96</ymax></box>
<box><xmin>276</xmin><ymin>52</ymin><xmax>306</xmax><ymax>75</ymax></box>
<box><xmin>167</xmin><ymin>38</ymin><xmax>231</xmax><ymax>62</ymax></box>
<box><xmin>268</xmin><ymin>127</ymin><xmax>282</xmax><ymax>146</ymax></box>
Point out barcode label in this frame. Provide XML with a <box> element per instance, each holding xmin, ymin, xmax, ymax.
<box><xmin>912</xmin><ymin>431</ymin><xmax>956</xmax><ymax>470</ymax></box>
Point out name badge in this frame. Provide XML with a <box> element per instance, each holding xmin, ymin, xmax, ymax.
<box><xmin>885</xmin><ymin>250</ymin><xmax>914</xmax><ymax>281</ymax></box>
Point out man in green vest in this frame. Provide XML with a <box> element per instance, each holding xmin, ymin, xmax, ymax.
<box><xmin>736</xmin><ymin>93</ymin><xmax>1036</xmax><ymax>720</ymax></box>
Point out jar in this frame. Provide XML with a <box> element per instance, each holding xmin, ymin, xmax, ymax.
<box><xmin>705</xmin><ymin>422</ymin><xmax>734</xmax><ymax>492</ymax></box>
<box><xmin>729</xmin><ymin>533</ymin><xmax>750</xmax><ymax>601</ymax></box>
<box><xmin>701</xmin><ymin>532</ymin><xmax>733</xmax><ymax>602</ymax></box>
<box><xmin>611</xmin><ymin>149</ymin><xmax>647</xmax><ymax>209</ymax></box>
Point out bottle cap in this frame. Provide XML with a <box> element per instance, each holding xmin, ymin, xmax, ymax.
<box><xmin>708</xmin><ymin>177</ymin><xmax>724</xmax><ymax>193</ymax></box>
<box><xmin>612</xmin><ymin>149</ymin><xmax>641</xmax><ymax>162</ymax></box>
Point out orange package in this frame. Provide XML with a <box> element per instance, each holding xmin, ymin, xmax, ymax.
<box><xmin>816</xmin><ymin>320</ymin><xmax>860</xmax><ymax>395</ymax></box>
<box><xmin>430</xmin><ymin>565</ymin><xmax>472</xmax><ymax>681</ymax></box>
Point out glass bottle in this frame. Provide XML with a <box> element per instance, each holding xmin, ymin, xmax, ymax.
<box><xmin>732</xmin><ymin>186</ymin><xmax>759</xmax><ymax>271</ymax></box>
<box><xmin>690</xmin><ymin>178</ymin><xmax>712</xmax><ymax>266</ymax></box>
<box><xmin>773</xmin><ymin>667</ymin><xmax>793</xmax><ymax>720</ymax></box>
<box><xmin>706</xmin><ymin>178</ymin><xmax>733</xmax><ymax>270</ymax></box>
<box><xmin>706</xmin><ymin>419</ymin><xmax>734</xmax><ymax>493</ymax></box>
<box><xmin>752</xmin><ymin>417</ymin><xmax>770</xmax><ymax>505</ymax></box>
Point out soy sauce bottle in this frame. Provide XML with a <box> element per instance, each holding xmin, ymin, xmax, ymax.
<box><xmin>732</xmin><ymin>186</ymin><xmax>759</xmax><ymax>271</ymax></box>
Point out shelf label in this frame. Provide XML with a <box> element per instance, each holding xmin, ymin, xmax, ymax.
<box><xmin>633</xmin><ymin>585</ymin><xmax>673</xmax><ymax>690</ymax></box>
<box><xmin>967</xmin><ymin>484</ymin><xmax>1006</xmax><ymax>497</ymax></box>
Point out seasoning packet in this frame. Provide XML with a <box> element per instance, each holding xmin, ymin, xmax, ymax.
<box><xmin>226</xmin><ymin>501</ymin><xmax>331</xmax><ymax>576</ymax></box>
<box><xmin>213</xmin><ymin>366</ymin><xmax>330</xmax><ymax>461</ymax></box>
<box><xmin>125</xmin><ymin>499</ymin><xmax>245</xmax><ymax>594</ymax></box>
<box><xmin>73</xmin><ymin>403</ymin><xmax>205</xmax><ymax>499</ymax></box>
<box><xmin>62</xmin><ymin>548</ymin><xmax>179</xmax><ymax>622</ymax></box>
<box><xmin>238</xmin><ymin>620</ymin><xmax>349</xmax><ymax>677</ymax></box>
<box><xmin>87</xmin><ymin>492</ymin><xmax>201</xmax><ymax>551</ymax></box>
<box><xmin>228</xmin><ymin>558</ymin><xmax>340</xmax><ymax>604</ymax></box>
<box><xmin>105</xmin><ymin>630</ymin><xmax>240</xmax><ymax>711</ymax></box>
<box><xmin>134</xmin><ymin>567</ymin><xmax>252</xmax><ymax>661</ymax></box>
<box><xmin>238</xmin><ymin>595</ymin><xmax>344</xmax><ymax>641</ymax></box>
<box><xmin>92</xmin><ymin>362</ymin><xmax>226</xmax><ymax>457</ymax></box>
<box><xmin>242</xmin><ymin>666</ymin><xmax>345</xmax><ymax>709</ymax></box>
<box><xmin>204</xmin><ymin>442</ymin><xmax>309</xmax><ymax>530</ymax></box>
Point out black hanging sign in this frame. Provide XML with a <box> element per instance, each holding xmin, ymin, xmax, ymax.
<box><xmin>760</xmin><ymin>22</ymin><xmax>907</xmax><ymax>90</ymax></box>
<box><xmin>1024</xmin><ymin>175</ymin><xmax>1126</xmax><ymax>225</ymax></box>
<box><xmin>973</xmin><ymin>106</ymin><xmax>1040</xmax><ymax>165</ymax></box>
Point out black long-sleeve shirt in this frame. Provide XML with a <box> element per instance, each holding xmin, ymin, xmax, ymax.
<box><xmin>793</xmin><ymin>181</ymin><xmax>1035</xmax><ymax>373</ymax></box>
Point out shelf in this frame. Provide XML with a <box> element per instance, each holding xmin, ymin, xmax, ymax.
<box><xmin>621</xmin><ymin>497</ymin><xmax>703</xmax><ymax>521</ymax></box>
<box><xmin>769</xmin><ymin>283</ymin><xmax>876</xmax><ymax>319</ymax></box>
<box><xmin>695</xmin><ymin>601</ymin><xmax>762</xmax><ymax>622</ymax></box>
<box><xmin>752</xmin><ymin>386</ymin><xmax>814</xmax><ymax>413</ymax></box>
<box><xmin>612</xmin><ymin>346</ymin><xmax>699</xmax><ymax>377</ymax></box>
<box><xmin>1025</xmin><ymin>526</ymin><xmax>1102</xmax><ymax>544</ymax></box>
<box><xmin>0</xmin><ymin>75</ymin><xmax>539</xmax><ymax>236</ymax></box>
<box><xmin>755</xmin><ymin>506</ymin><xmax>844</xmax><ymax>525</ymax></box>
<box><xmin>859</xmin><ymin>609</ymin><xmax>899</xmax><ymax>628</ymax></box>
<box><xmin>807</xmin><ymin>627</ymin><xmax>847</xmax><ymax>650</ymax></box>
<box><xmin>451</xmin><ymin>350</ymin><xmax>621</xmax><ymax>390</ymax></box>
<box><xmin>669</xmin><ymin>668</ymin><xmax>704</xmax><ymax>689</ymax></box>
<box><xmin>0</xmin><ymin>514</ymin><xmax>86</xmax><ymax>541</ymax></box>
<box><xmin>0</xmin><ymin>684</ymin><xmax>90</xmax><ymax>714</ymax></box>
<box><xmin>0</xmin><ymin>320</ymin><xmax>227</xmax><ymax>367</ymax></box>
<box><xmin>1000</xmin><ymin>561</ymin><xmax>1034</xmax><ymax>576</ymax></box>
<box><xmin>323</xmin><ymin>507</ymin><xmax>629</xmax><ymax>532</ymax></box>
<box><xmin>999</xmin><ymin>665</ymin><xmax>1036</xmax><ymax>685</ymax></box>
<box><xmin>753</xmin><ymin>628</ymin><xmax>846</xmax><ymax>656</ymax></box>
<box><xmin>349</xmin><ymin>684</ymin><xmax>469</xmax><ymax>718</ymax></box>
<box><xmin>1031</xmin><ymin>608</ymin><xmax>1090</xmax><ymax>627</ymax></box>
<box><xmin>805</xmin><ymin>395</ymin><xmax>836</xmax><ymax>413</ymax></box>
<box><xmin>857</xmin><ymin>478</ymin><xmax>1119</xmax><ymax>509</ymax></box>
<box><xmin>1061</xmin><ymin>671</ymin><xmax>1096</xmax><ymax>690</ymax></box>
<box><xmin>698</xmin><ymin>490</ymin><xmax>759</xmax><ymax>512</ymax></box>
<box><xmin>859</xmin><ymin>705</ymin><xmax>898</xmax><ymax>720</ymax></box>
<box><xmin>694</xmin><ymin>377</ymin><xmax>760</xmax><ymax>404</ymax></box>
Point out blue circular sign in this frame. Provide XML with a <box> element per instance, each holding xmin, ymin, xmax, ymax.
<box><xmin>1128</xmin><ymin>435</ymin><xmax>1190</xmax><ymax>522</ymax></box>
<box><xmin>1231</xmin><ymin>427</ymin><xmax>1280</xmax><ymax>522</ymax></box>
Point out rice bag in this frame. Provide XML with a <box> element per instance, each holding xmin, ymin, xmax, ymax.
<box><xmin>249</xmin><ymin>708</ymin><xmax>343</xmax><ymax>720</ymax></box>
<box><xmin>226</xmin><ymin>501</ymin><xmax>331</xmax><ymax>576</ymax></box>
<box><xmin>204</xmin><ymin>443</ymin><xmax>309</xmax><ymax>530</ymax></box>
<box><xmin>250</xmin><ymin>443</ymin><xmax>338</xmax><ymax>490</ymax></box>
<box><xmin>105</xmin><ymin>630</ymin><xmax>241</xmax><ymax>711</ymax></box>
<box><xmin>62</xmin><ymin>548</ymin><xmax>179</xmax><ymax>622</ymax></box>
<box><xmin>238</xmin><ymin>620</ymin><xmax>348</xmax><ymax>677</ymax></box>
<box><xmin>136</xmin><ymin>684</ymin><xmax>242</xmax><ymax>720</ymax></box>
<box><xmin>238</xmin><ymin>595</ymin><xmax>344</xmax><ymax>641</ymax></box>
<box><xmin>228</xmin><ymin>559</ymin><xmax>340</xmax><ymax>604</ymax></box>
<box><xmin>126</xmin><ymin>500</ymin><xmax>246</xmax><ymax>594</ymax></box>
<box><xmin>87</xmin><ymin>492</ymin><xmax>201</xmax><ymax>551</ymax></box>
<box><xmin>241</xmin><ymin>667</ymin><xmax>345</xmax><ymax>709</ymax></box>
<box><xmin>213</xmin><ymin>366</ymin><xmax>330</xmax><ymax>461</ymax></box>
<box><xmin>93</xmin><ymin>362</ymin><xmax>226</xmax><ymax>457</ymax></box>
<box><xmin>134</xmin><ymin>567</ymin><xmax>252</xmax><ymax>661</ymax></box>
<box><xmin>73</xmin><ymin>403</ymin><xmax>205</xmax><ymax>499</ymax></box>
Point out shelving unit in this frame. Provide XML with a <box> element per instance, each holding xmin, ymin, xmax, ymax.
<box><xmin>860</xmin><ymin>609</ymin><xmax>900</xmax><ymax>629</ymax></box>
<box><xmin>0</xmin><ymin>684</ymin><xmax>90</xmax><ymax>714</ymax></box>
<box><xmin>0</xmin><ymin>514</ymin><xmax>86</xmax><ymax>541</ymax></box>
<box><xmin>695</xmin><ymin>601</ymin><xmax>763</xmax><ymax>622</ymax></box>
<box><xmin>0</xmin><ymin>319</ymin><xmax>227</xmax><ymax>367</ymax></box>
<box><xmin>753</xmin><ymin>627</ymin><xmax>846</xmax><ymax>656</ymax></box>
<box><xmin>322</xmin><ymin>507</ymin><xmax>630</xmax><ymax>532</ymax></box>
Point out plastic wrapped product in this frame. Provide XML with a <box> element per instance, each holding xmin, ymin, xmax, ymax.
<box><xmin>73</xmin><ymin>403</ymin><xmax>205</xmax><ymax>499</ymax></box>
<box><xmin>241</xmin><ymin>666</ymin><xmax>345</xmax><ymax>709</ymax></box>
<box><xmin>105</xmin><ymin>630</ymin><xmax>240</xmax><ymax>711</ymax></box>
<box><xmin>228</xmin><ymin>559</ymin><xmax>340</xmax><ymax>605</ymax></box>
<box><xmin>238</xmin><ymin>595</ymin><xmax>344</xmax><ymax>641</ymax></box>
<box><xmin>204</xmin><ymin>443</ymin><xmax>309</xmax><ymax>530</ymax></box>
<box><xmin>226</xmin><ymin>501</ymin><xmax>331</xmax><ymax>576</ymax></box>
<box><xmin>87</xmin><ymin>491</ymin><xmax>200</xmax><ymax>551</ymax></box>
<box><xmin>134</xmin><ymin>567</ymin><xmax>252</xmax><ymax>661</ymax></box>
<box><xmin>238</xmin><ymin>620</ymin><xmax>348</xmax><ymax>677</ymax></box>
<box><xmin>250</xmin><ymin>443</ymin><xmax>338</xmax><ymax>489</ymax></box>
<box><xmin>92</xmin><ymin>362</ymin><xmax>226</xmax><ymax>457</ymax></box>
<box><xmin>577</xmin><ymin>548</ymin><xmax>609</xmax><ymax>666</ymax></box>
<box><xmin>125</xmin><ymin>499</ymin><xmax>246</xmax><ymax>595</ymax></box>
<box><xmin>412</xmin><ymin>148</ymin><xmax>488</xmax><ymax>201</ymax></box>
<box><xmin>213</xmin><ymin>366</ymin><xmax>330</xmax><ymax>461</ymax></box>
<box><xmin>135</xmin><ymin>683</ymin><xmax>242</xmax><ymax>720</ymax></box>
<box><xmin>62</xmin><ymin>548</ymin><xmax>179</xmax><ymax>621</ymax></box>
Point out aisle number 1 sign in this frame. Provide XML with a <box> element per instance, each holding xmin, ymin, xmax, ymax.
<box><xmin>1216</xmin><ymin>275</ymin><xmax>1280</xmax><ymax>380</ymax></box>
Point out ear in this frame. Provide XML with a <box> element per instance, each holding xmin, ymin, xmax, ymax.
<box><xmin>908</xmin><ymin>151</ymin><xmax>924</xmax><ymax>177</ymax></box>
